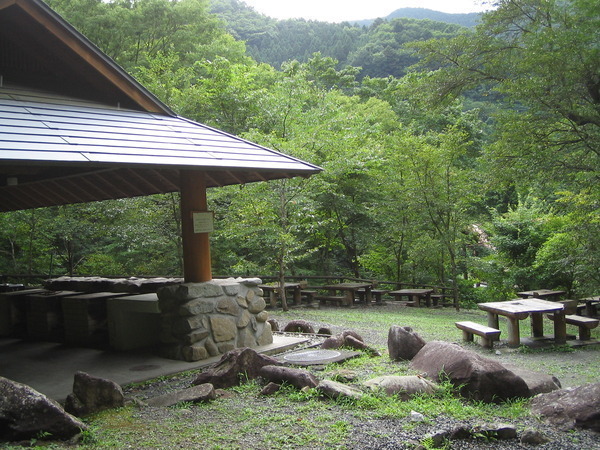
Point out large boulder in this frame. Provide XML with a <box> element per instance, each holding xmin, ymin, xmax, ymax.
<box><xmin>409</xmin><ymin>341</ymin><xmax>530</xmax><ymax>402</ymax></box>
<box><xmin>503</xmin><ymin>363</ymin><xmax>561</xmax><ymax>396</ymax></box>
<box><xmin>387</xmin><ymin>325</ymin><xmax>426</xmax><ymax>361</ymax></box>
<box><xmin>529</xmin><ymin>383</ymin><xmax>600</xmax><ymax>432</ymax></box>
<box><xmin>192</xmin><ymin>347</ymin><xmax>281</xmax><ymax>389</ymax></box>
<box><xmin>363</xmin><ymin>375</ymin><xmax>438</xmax><ymax>400</ymax></box>
<box><xmin>0</xmin><ymin>376</ymin><xmax>88</xmax><ymax>442</ymax></box>
<box><xmin>64</xmin><ymin>371</ymin><xmax>124</xmax><ymax>417</ymax></box>
<box><xmin>259</xmin><ymin>365</ymin><xmax>318</xmax><ymax>389</ymax></box>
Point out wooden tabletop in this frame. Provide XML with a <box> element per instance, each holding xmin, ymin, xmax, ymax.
<box><xmin>479</xmin><ymin>298</ymin><xmax>564</xmax><ymax>319</ymax></box>
<box><xmin>259</xmin><ymin>283</ymin><xmax>301</xmax><ymax>289</ymax></box>
<box><xmin>517</xmin><ymin>289</ymin><xmax>566</xmax><ymax>298</ymax></box>
<box><xmin>324</xmin><ymin>283</ymin><xmax>372</xmax><ymax>290</ymax></box>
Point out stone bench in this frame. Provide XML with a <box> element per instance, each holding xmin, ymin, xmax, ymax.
<box><xmin>455</xmin><ymin>321</ymin><xmax>501</xmax><ymax>349</ymax></box>
<box><xmin>548</xmin><ymin>314</ymin><xmax>599</xmax><ymax>341</ymax></box>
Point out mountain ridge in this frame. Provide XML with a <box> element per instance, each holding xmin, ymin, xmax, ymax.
<box><xmin>351</xmin><ymin>7</ymin><xmax>480</xmax><ymax>28</ymax></box>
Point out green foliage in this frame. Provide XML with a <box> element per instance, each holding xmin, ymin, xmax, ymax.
<box><xmin>3</xmin><ymin>0</ymin><xmax>600</xmax><ymax>303</ymax></box>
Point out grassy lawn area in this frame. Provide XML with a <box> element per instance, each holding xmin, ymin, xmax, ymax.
<box><xmin>5</xmin><ymin>303</ymin><xmax>599</xmax><ymax>449</ymax></box>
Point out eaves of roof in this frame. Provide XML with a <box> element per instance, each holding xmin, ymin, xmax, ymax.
<box><xmin>0</xmin><ymin>87</ymin><xmax>322</xmax><ymax>212</ymax></box>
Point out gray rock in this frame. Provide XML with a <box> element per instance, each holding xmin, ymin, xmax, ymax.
<box><xmin>409</xmin><ymin>341</ymin><xmax>530</xmax><ymax>403</ymax></box>
<box><xmin>236</xmin><ymin>295</ymin><xmax>248</xmax><ymax>308</ymax></box>
<box><xmin>64</xmin><ymin>371</ymin><xmax>124</xmax><ymax>417</ymax></box>
<box><xmin>178</xmin><ymin>298</ymin><xmax>214</xmax><ymax>316</ymax></box>
<box><xmin>283</xmin><ymin>320</ymin><xmax>315</xmax><ymax>334</ymax></box>
<box><xmin>320</xmin><ymin>329</ymin><xmax>379</xmax><ymax>355</ymax></box>
<box><xmin>344</xmin><ymin>335</ymin><xmax>381</xmax><ymax>356</ymax></box>
<box><xmin>363</xmin><ymin>375</ymin><xmax>438</xmax><ymax>400</ymax></box>
<box><xmin>520</xmin><ymin>429</ymin><xmax>551</xmax><ymax>445</ymax></box>
<box><xmin>410</xmin><ymin>411</ymin><xmax>425</xmax><ymax>422</ymax></box>
<box><xmin>267</xmin><ymin>318</ymin><xmax>279</xmax><ymax>331</ymax></box>
<box><xmin>239</xmin><ymin>278</ymin><xmax>263</xmax><ymax>287</ymax></box>
<box><xmin>317</xmin><ymin>379</ymin><xmax>363</xmax><ymax>400</ymax></box>
<box><xmin>209</xmin><ymin>316</ymin><xmax>237</xmax><ymax>342</ymax></box>
<box><xmin>247</xmin><ymin>296</ymin><xmax>266</xmax><ymax>314</ymax></box>
<box><xmin>529</xmin><ymin>382</ymin><xmax>600</xmax><ymax>431</ymax></box>
<box><xmin>257</xmin><ymin>323</ymin><xmax>274</xmax><ymax>346</ymax></box>
<box><xmin>387</xmin><ymin>325</ymin><xmax>426</xmax><ymax>361</ymax></box>
<box><xmin>217</xmin><ymin>297</ymin><xmax>239</xmax><ymax>315</ymax></box>
<box><xmin>259</xmin><ymin>365</ymin><xmax>319</xmax><ymax>389</ymax></box>
<box><xmin>146</xmin><ymin>383</ymin><xmax>216</xmax><ymax>407</ymax></box>
<box><xmin>236</xmin><ymin>310</ymin><xmax>252</xmax><ymax>328</ymax></box>
<box><xmin>181</xmin><ymin>343</ymin><xmax>208</xmax><ymax>361</ymax></box>
<box><xmin>259</xmin><ymin>382</ymin><xmax>281</xmax><ymax>396</ymax></box>
<box><xmin>0</xmin><ymin>376</ymin><xmax>88</xmax><ymax>442</ymax></box>
<box><xmin>340</xmin><ymin>330</ymin><xmax>364</xmax><ymax>342</ymax></box>
<box><xmin>321</xmin><ymin>335</ymin><xmax>344</xmax><ymax>349</ymax></box>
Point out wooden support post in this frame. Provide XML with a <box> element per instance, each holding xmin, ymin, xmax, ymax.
<box><xmin>180</xmin><ymin>170</ymin><xmax>212</xmax><ymax>283</ymax></box>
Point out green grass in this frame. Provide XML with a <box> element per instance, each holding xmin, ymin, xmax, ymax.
<box><xmin>4</xmin><ymin>304</ymin><xmax>597</xmax><ymax>449</ymax></box>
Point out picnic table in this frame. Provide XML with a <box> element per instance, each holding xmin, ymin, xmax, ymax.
<box><xmin>259</xmin><ymin>282</ymin><xmax>303</xmax><ymax>308</ymax></box>
<box><xmin>478</xmin><ymin>298</ymin><xmax>566</xmax><ymax>348</ymax></box>
<box><xmin>516</xmin><ymin>289</ymin><xmax>566</xmax><ymax>301</ymax></box>
<box><xmin>320</xmin><ymin>282</ymin><xmax>373</xmax><ymax>307</ymax></box>
<box><xmin>388</xmin><ymin>288</ymin><xmax>434</xmax><ymax>307</ymax></box>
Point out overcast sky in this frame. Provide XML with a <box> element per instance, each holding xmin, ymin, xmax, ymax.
<box><xmin>241</xmin><ymin>0</ymin><xmax>492</xmax><ymax>23</ymax></box>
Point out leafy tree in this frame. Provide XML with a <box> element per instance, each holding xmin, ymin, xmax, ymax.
<box><xmin>46</xmin><ymin>0</ymin><xmax>241</xmax><ymax>70</ymax></box>
<box><xmin>348</xmin><ymin>18</ymin><xmax>464</xmax><ymax>78</ymax></box>
<box><xmin>410</xmin><ymin>0</ymin><xmax>600</xmax><ymax>195</ymax></box>
<box><xmin>486</xmin><ymin>196</ymin><xmax>565</xmax><ymax>291</ymax></box>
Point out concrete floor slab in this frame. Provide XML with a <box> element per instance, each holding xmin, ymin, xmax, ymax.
<box><xmin>0</xmin><ymin>335</ymin><xmax>307</xmax><ymax>402</ymax></box>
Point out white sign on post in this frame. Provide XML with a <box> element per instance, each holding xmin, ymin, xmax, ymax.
<box><xmin>192</xmin><ymin>211</ymin><xmax>214</xmax><ymax>233</ymax></box>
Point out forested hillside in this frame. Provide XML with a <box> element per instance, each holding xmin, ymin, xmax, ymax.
<box><xmin>209</xmin><ymin>0</ymin><xmax>467</xmax><ymax>77</ymax></box>
<box><xmin>2</xmin><ymin>0</ymin><xmax>598</xmax><ymax>305</ymax></box>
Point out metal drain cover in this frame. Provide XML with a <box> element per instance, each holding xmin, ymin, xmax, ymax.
<box><xmin>283</xmin><ymin>349</ymin><xmax>342</xmax><ymax>364</ymax></box>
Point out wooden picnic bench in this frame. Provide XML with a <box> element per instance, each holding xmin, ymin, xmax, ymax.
<box><xmin>314</xmin><ymin>295</ymin><xmax>347</xmax><ymax>307</ymax></box>
<box><xmin>455</xmin><ymin>321</ymin><xmax>501</xmax><ymax>349</ymax></box>
<box><xmin>356</xmin><ymin>288</ymin><xmax>387</xmax><ymax>304</ymax></box>
<box><xmin>300</xmin><ymin>290</ymin><xmax>318</xmax><ymax>304</ymax></box>
<box><xmin>576</xmin><ymin>297</ymin><xmax>599</xmax><ymax>317</ymax></box>
<box><xmin>547</xmin><ymin>314</ymin><xmax>599</xmax><ymax>341</ymax></box>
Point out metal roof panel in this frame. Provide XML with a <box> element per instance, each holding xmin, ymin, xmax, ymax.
<box><xmin>0</xmin><ymin>88</ymin><xmax>321</xmax><ymax>176</ymax></box>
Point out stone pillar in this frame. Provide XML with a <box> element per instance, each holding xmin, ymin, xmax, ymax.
<box><xmin>157</xmin><ymin>278</ymin><xmax>272</xmax><ymax>362</ymax></box>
